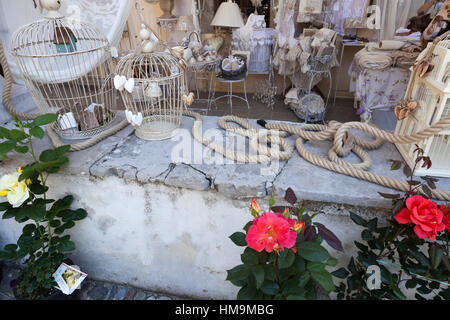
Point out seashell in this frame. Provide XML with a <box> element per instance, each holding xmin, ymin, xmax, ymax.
<box><xmin>182</xmin><ymin>92</ymin><xmax>195</xmax><ymax>106</ymax></box>
<box><xmin>197</xmin><ymin>55</ymin><xmax>204</xmax><ymax>62</ymax></box>
<box><xmin>171</xmin><ymin>46</ymin><xmax>185</xmax><ymax>60</ymax></box>
<box><xmin>145</xmin><ymin>82</ymin><xmax>162</xmax><ymax>98</ymax></box>
<box><xmin>189</xmin><ymin>57</ymin><xmax>197</xmax><ymax>64</ymax></box>
<box><xmin>205</xmin><ymin>55</ymin><xmax>212</xmax><ymax>62</ymax></box>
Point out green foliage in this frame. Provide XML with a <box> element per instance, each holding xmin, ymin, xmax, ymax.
<box><xmin>0</xmin><ymin>116</ymin><xmax>87</xmax><ymax>300</ymax></box>
<box><xmin>226</xmin><ymin>188</ymin><xmax>342</xmax><ymax>300</ymax></box>
<box><xmin>337</xmin><ymin>148</ymin><xmax>449</xmax><ymax>300</ymax></box>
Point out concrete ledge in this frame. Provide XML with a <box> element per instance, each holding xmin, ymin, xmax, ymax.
<box><xmin>3</xmin><ymin>112</ymin><xmax>448</xmax><ymax>208</ymax></box>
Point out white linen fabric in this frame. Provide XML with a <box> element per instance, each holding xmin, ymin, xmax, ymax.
<box><xmin>0</xmin><ymin>0</ymin><xmax>133</xmax><ymax>82</ymax></box>
<box><xmin>349</xmin><ymin>61</ymin><xmax>410</xmax><ymax>122</ymax></box>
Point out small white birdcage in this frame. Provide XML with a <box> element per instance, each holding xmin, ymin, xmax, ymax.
<box><xmin>115</xmin><ymin>24</ymin><xmax>186</xmax><ymax>141</ymax></box>
<box><xmin>395</xmin><ymin>57</ymin><xmax>450</xmax><ymax>177</ymax></box>
<box><xmin>9</xmin><ymin>0</ymin><xmax>117</xmax><ymax>140</ymax></box>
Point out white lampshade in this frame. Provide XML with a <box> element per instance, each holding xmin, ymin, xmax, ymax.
<box><xmin>211</xmin><ymin>0</ymin><xmax>244</xmax><ymax>28</ymax></box>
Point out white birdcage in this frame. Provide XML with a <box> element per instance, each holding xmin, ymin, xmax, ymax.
<box><xmin>115</xmin><ymin>24</ymin><xmax>186</xmax><ymax>141</ymax></box>
<box><xmin>9</xmin><ymin>0</ymin><xmax>117</xmax><ymax>140</ymax></box>
<box><xmin>395</xmin><ymin>40</ymin><xmax>450</xmax><ymax>177</ymax></box>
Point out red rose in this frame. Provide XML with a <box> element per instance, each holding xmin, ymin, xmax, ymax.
<box><xmin>246</xmin><ymin>212</ymin><xmax>298</xmax><ymax>253</ymax></box>
<box><xmin>395</xmin><ymin>195</ymin><xmax>445</xmax><ymax>240</ymax></box>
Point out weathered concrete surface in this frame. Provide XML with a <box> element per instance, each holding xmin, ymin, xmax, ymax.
<box><xmin>1</xmin><ymin>113</ymin><xmax>445</xmax><ymax>208</ymax></box>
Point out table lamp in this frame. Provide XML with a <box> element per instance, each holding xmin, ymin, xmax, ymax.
<box><xmin>211</xmin><ymin>0</ymin><xmax>245</xmax><ymax>28</ymax></box>
<box><xmin>211</xmin><ymin>0</ymin><xmax>244</xmax><ymax>55</ymax></box>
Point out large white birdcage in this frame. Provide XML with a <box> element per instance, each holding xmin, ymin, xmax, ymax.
<box><xmin>115</xmin><ymin>48</ymin><xmax>185</xmax><ymax>141</ymax></box>
<box><xmin>424</xmin><ymin>35</ymin><xmax>450</xmax><ymax>90</ymax></box>
<box><xmin>395</xmin><ymin>72</ymin><xmax>450</xmax><ymax>178</ymax></box>
<box><xmin>9</xmin><ymin>1</ymin><xmax>117</xmax><ymax>140</ymax></box>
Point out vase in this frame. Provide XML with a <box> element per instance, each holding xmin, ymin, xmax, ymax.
<box><xmin>159</xmin><ymin>0</ymin><xmax>175</xmax><ymax>19</ymax></box>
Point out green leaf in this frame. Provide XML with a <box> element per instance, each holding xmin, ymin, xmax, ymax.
<box><xmin>0</xmin><ymin>141</ymin><xmax>16</xmax><ymax>153</ymax></box>
<box><xmin>391</xmin><ymin>286</ymin><xmax>406</xmax><ymax>300</ymax></box>
<box><xmin>243</xmin><ymin>221</ymin><xmax>253</xmax><ymax>233</ymax></box>
<box><xmin>241</xmin><ymin>248</ymin><xmax>259</xmax><ymax>266</ymax></box>
<box><xmin>230</xmin><ymin>232</ymin><xmax>247</xmax><ymax>247</ymax></box>
<box><xmin>263</xmin><ymin>265</ymin><xmax>276</xmax><ymax>281</ymax></box>
<box><xmin>8</xmin><ymin>129</ymin><xmax>27</xmax><ymax>142</ymax></box>
<box><xmin>14</xmin><ymin>145</ymin><xmax>29</xmax><ymax>154</ymax></box>
<box><xmin>252</xmin><ymin>265</ymin><xmax>265</xmax><ymax>289</ymax></box>
<box><xmin>349</xmin><ymin>212</ymin><xmax>367</xmax><ymax>227</ymax></box>
<box><xmin>237</xmin><ymin>285</ymin><xmax>256</xmax><ymax>300</ymax></box>
<box><xmin>260</xmin><ymin>281</ymin><xmax>280</xmax><ymax>295</ymax></box>
<box><xmin>298</xmin><ymin>271</ymin><xmax>311</xmax><ymax>288</ymax></box>
<box><xmin>39</xmin><ymin>149</ymin><xmax>58</xmax><ymax>162</ymax></box>
<box><xmin>55</xmin><ymin>145</ymin><xmax>71</xmax><ymax>156</ymax></box>
<box><xmin>331</xmin><ymin>267</ymin><xmax>349</xmax><ymax>279</ymax></box>
<box><xmin>278</xmin><ymin>249</ymin><xmax>295</xmax><ymax>269</ymax></box>
<box><xmin>226</xmin><ymin>264</ymin><xmax>251</xmax><ymax>281</ymax></box>
<box><xmin>32</xmin><ymin>114</ymin><xmax>58</xmax><ymax>127</ymax></box>
<box><xmin>308</xmin><ymin>262</ymin><xmax>335</xmax><ymax>292</ymax></box>
<box><xmin>61</xmin><ymin>240</ymin><xmax>75</xmax><ymax>252</ymax></box>
<box><xmin>326</xmin><ymin>257</ymin><xmax>338</xmax><ymax>267</ymax></box>
<box><xmin>22</xmin><ymin>224</ymin><xmax>36</xmax><ymax>235</ymax></box>
<box><xmin>29</xmin><ymin>127</ymin><xmax>45</xmax><ymax>139</ymax></box>
<box><xmin>297</xmin><ymin>242</ymin><xmax>330</xmax><ymax>262</ymax></box>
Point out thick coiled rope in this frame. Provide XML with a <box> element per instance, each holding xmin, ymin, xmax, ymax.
<box><xmin>184</xmin><ymin>110</ymin><xmax>450</xmax><ymax>201</ymax></box>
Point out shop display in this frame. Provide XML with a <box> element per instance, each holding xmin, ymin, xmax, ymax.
<box><xmin>115</xmin><ymin>24</ymin><xmax>186</xmax><ymax>141</ymax></box>
<box><xmin>9</xmin><ymin>0</ymin><xmax>121</xmax><ymax>141</ymax></box>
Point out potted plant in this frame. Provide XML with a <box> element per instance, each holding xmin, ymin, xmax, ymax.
<box><xmin>333</xmin><ymin>146</ymin><xmax>450</xmax><ymax>300</ymax></box>
<box><xmin>226</xmin><ymin>188</ymin><xmax>343</xmax><ymax>300</ymax></box>
<box><xmin>0</xmin><ymin>114</ymin><xmax>88</xmax><ymax>300</ymax></box>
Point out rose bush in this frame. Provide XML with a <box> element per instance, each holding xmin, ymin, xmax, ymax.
<box><xmin>227</xmin><ymin>188</ymin><xmax>343</xmax><ymax>300</ymax></box>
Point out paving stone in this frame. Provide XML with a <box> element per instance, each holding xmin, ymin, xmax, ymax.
<box><xmin>134</xmin><ymin>291</ymin><xmax>147</xmax><ymax>300</ymax></box>
<box><xmin>87</xmin><ymin>286</ymin><xmax>109</xmax><ymax>300</ymax></box>
<box><xmin>109</xmin><ymin>286</ymin><xmax>127</xmax><ymax>300</ymax></box>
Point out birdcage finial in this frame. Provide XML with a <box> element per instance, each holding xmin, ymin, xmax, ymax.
<box><xmin>40</xmin><ymin>0</ymin><xmax>64</xmax><ymax>19</ymax></box>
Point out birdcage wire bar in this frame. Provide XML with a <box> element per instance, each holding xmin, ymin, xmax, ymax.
<box><xmin>116</xmin><ymin>51</ymin><xmax>185</xmax><ymax>140</ymax></box>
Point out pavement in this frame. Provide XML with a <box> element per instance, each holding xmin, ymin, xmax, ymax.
<box><xmin>0</xmin><ymin>263</ymin><xmax>185</xmax><ymax>300</ymax></box>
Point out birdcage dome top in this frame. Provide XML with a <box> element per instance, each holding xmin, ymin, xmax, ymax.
<box><xmin>116</xmin><ymin>51</ymin><xmax>183</xmax><ymax>82</ymax></box>
<box><xmin>10</xmin><ymin>17</ymin><xmax>110</xmax><ymax>58</ymax></box>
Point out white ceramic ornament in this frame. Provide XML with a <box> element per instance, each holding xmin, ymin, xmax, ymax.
<box><xmin>114</xmin><ymin>75</ymin><xmax>134</xmax><ymax>93</ymax></box>
<box><xmin>125</xmin><ymin>110</ymin><xmax>143</xmax><ymax>127</ymax></box>
<box><xmin>40</xmin><ymin>0</ymin><xmax>64</xmax><ymax>18</ymax></box>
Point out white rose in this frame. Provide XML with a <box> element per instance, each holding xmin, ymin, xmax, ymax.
<box><xmin>0</xmin><ymin>171</ymin><xmax>30</xmax><ymax>208</ymax></box>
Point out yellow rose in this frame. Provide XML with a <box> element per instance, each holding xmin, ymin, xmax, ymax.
<box><xmin>0</xmin><ymin>171</ymin><xmax>30</xmax><ymax>208</ymax></box>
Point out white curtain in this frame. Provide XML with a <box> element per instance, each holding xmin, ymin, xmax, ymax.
<box><xmin>330</xmin><ymin>0</ymin><xmax>368</xmax><ymax>35</ymax></box>
<box><xmin>378</xmin><ymin>0</ymin><xmax>426</xmax><ymax>40</ymax></box>
<box><xmin>0</xmin><ymin>0</ymin><xmax>134</xmax><ymax>82</ymax></box>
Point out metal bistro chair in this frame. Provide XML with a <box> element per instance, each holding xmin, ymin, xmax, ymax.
<box><xmin>212</xmin><ymin>51</ymin><xmax>251</xmax><ymax>114</ymax></box>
